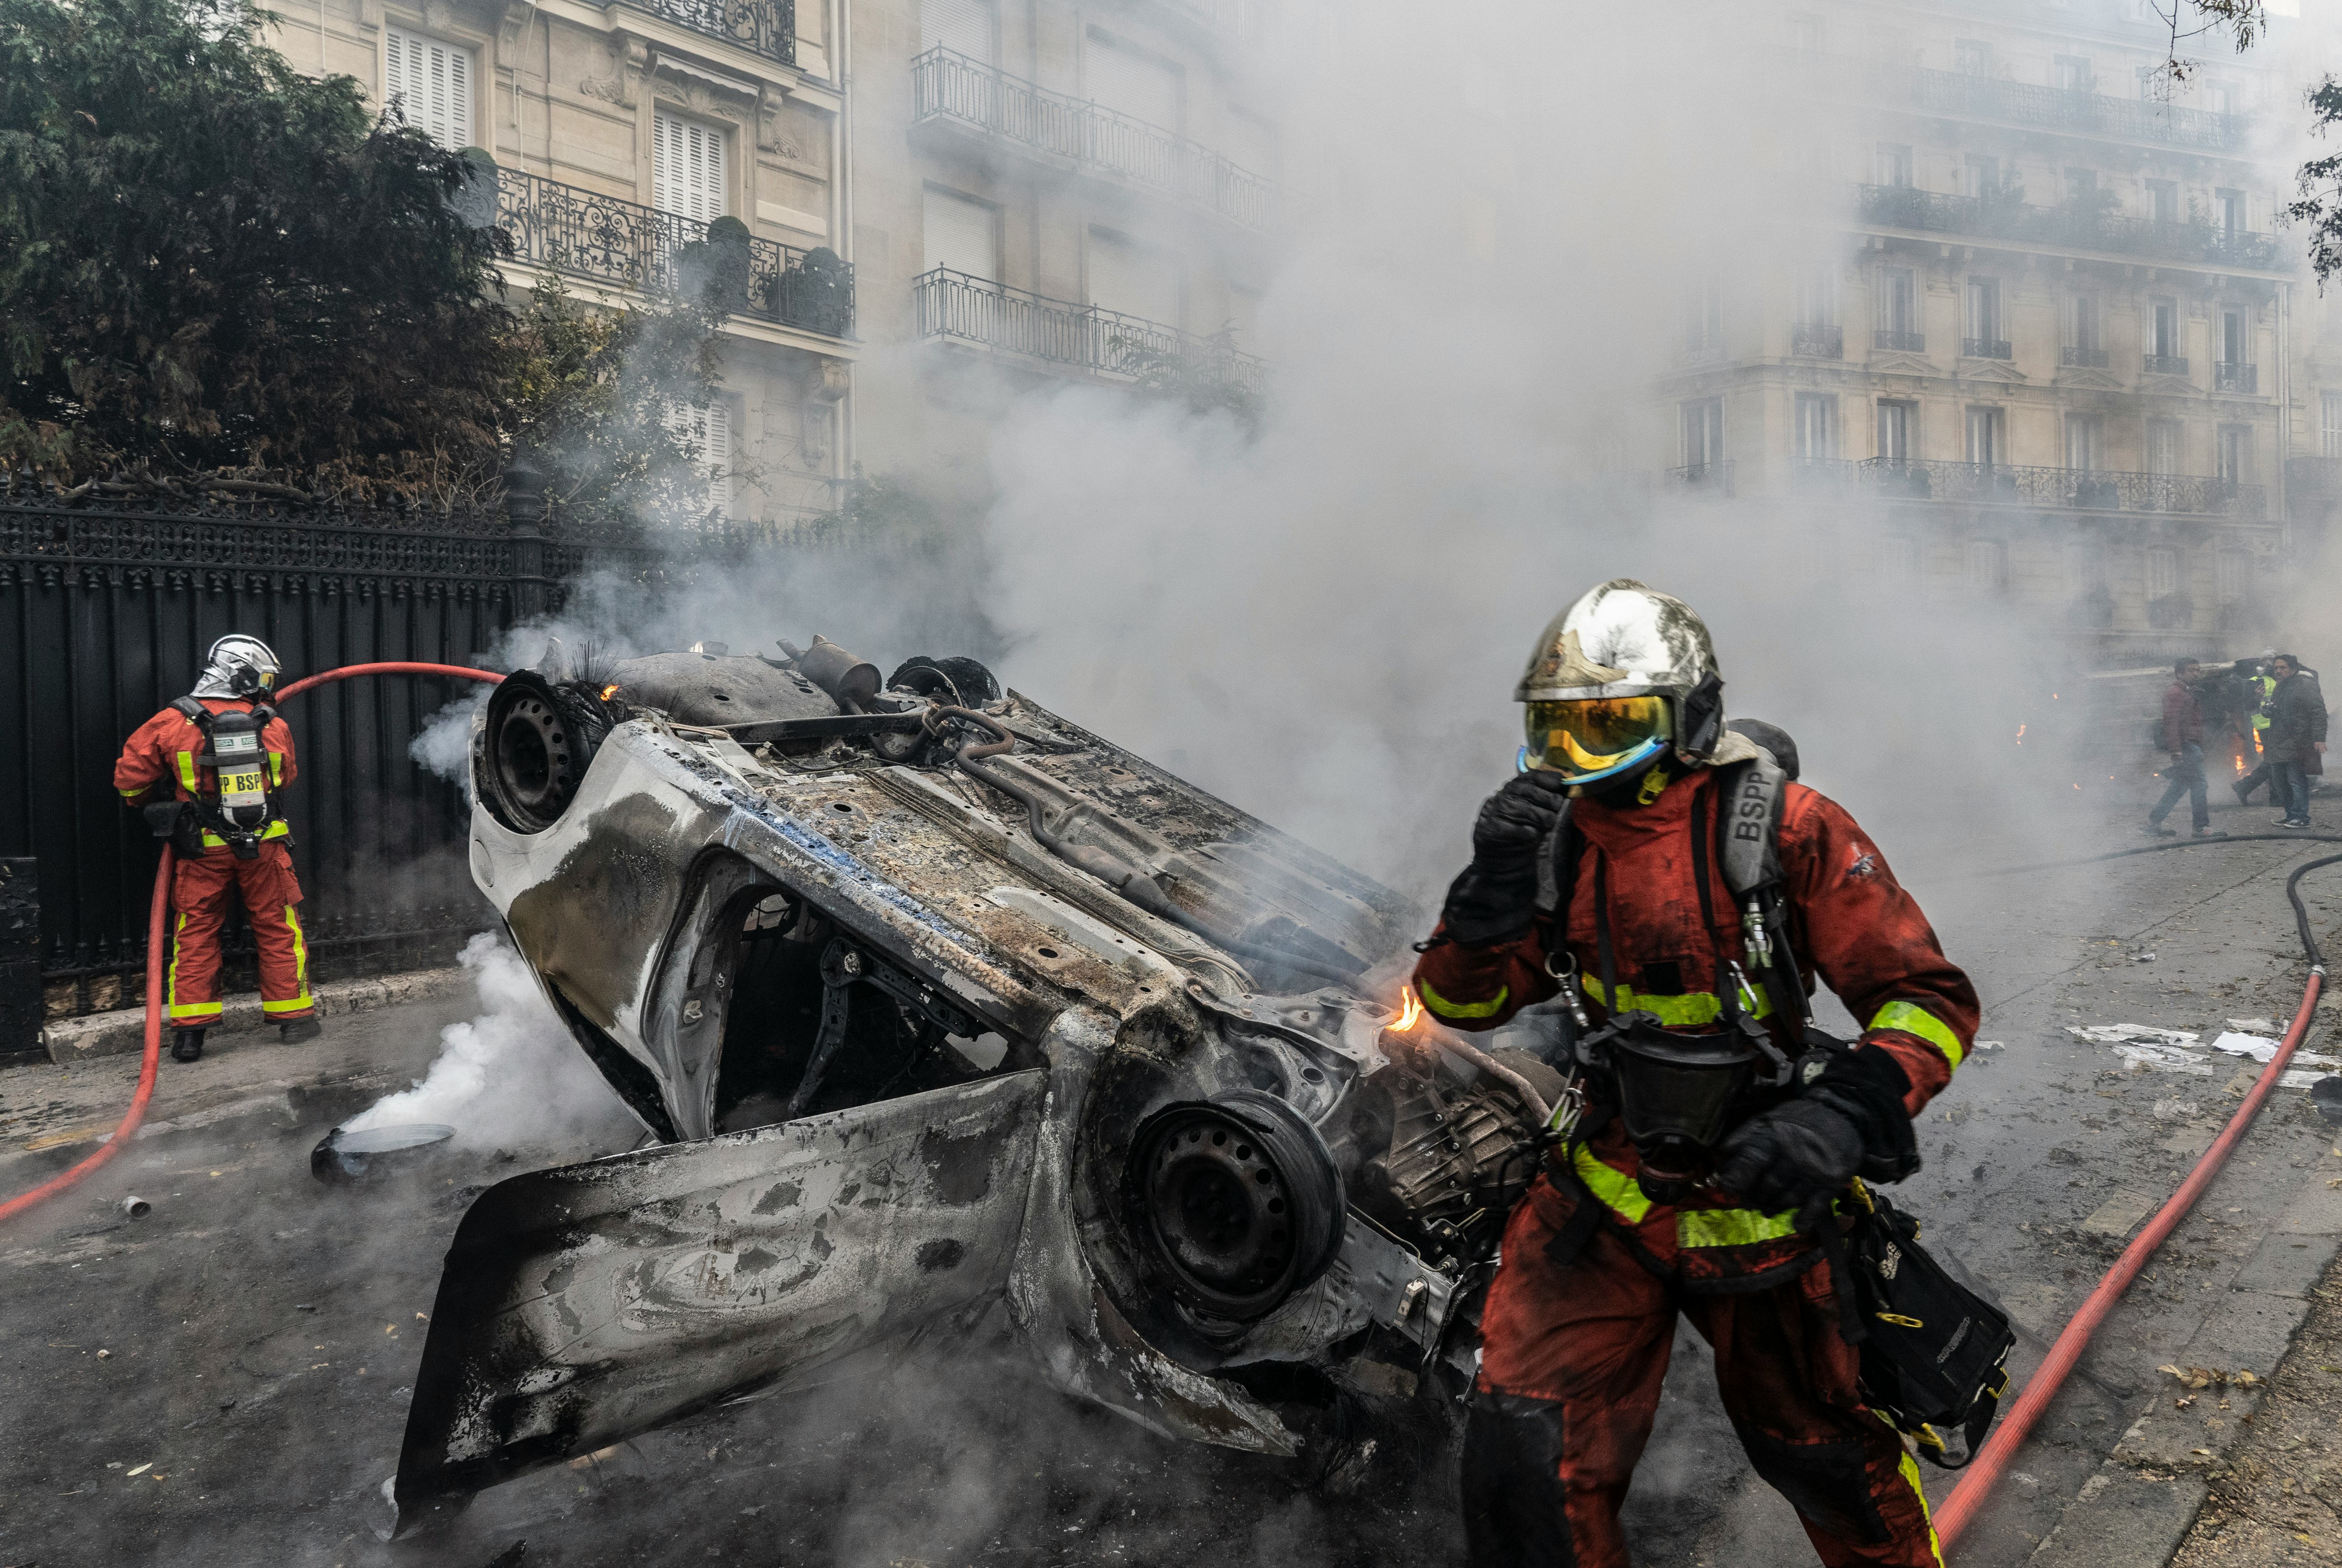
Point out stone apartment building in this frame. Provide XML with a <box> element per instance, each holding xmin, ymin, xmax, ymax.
<box><xmin>264</xmin><ymin>0</ymin><xmax>855</xmax><ymax>525</ymax></box>
<box><xmin>1659</xmin><ymin>0</ymin><xmax>2318</xmax><ymax>657</ymax></box>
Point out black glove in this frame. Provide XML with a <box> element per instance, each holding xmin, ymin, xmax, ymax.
<box><xmin>1439</xmin><ymin>770</ymin><xmax>1573</xmax><ymax>946</ymax></box>
<box><xmin>1714</xmin><ymin>1099</ymin><xmax>1865</xmax><ymax>1234</ymax></box>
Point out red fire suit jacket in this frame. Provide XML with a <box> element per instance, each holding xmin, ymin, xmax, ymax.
<box><xmin>1411</xmin><ymin>765</ymin><xmax>1977</xmax><ymax>1283</ymax></box>
<box><xmin>115</xmin><ymin>698</ymin><xmax>299</xmax><ymax>847</ymax></box>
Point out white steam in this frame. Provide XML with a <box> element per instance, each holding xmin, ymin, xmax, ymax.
<box><xmin>345</xmin><ymin>931</ymin><xmax>637</xmax><ymax>1151</ymax></box>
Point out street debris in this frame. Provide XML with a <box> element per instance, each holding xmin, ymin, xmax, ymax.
<box><xmin>117</xmin><ymin>1195</ymin><xmax>150</xmax><ymax>1218</ymax></box>
<box><xmin>2071</xmin><ymin>1024</ymin><xmax>2199</xmax><ymax>1045</ymax></box>
<box><xmin>2161</xmin><ymin>1365</ymin><xmax>2263</xmax><ymax>1391</ymax></box>
<box><xmin>2074</xmin><ymin>1023</ymin><xmax>2333</xmax><ymax>1088</ymax></box>
<box><xmin>310</xmin><ymin>1123</ymin><xmax>454</xmax><ymax>1184</ymax></box>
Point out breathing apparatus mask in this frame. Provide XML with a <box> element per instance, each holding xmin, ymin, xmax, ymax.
<box><xmin>1578</xmin><ymin>1001</ymin><xmax>1797</xmax><ymax>1203</ymax></box>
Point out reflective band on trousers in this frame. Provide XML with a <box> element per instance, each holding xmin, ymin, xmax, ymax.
<box><xmin>1868</xmin><ymin>999</ymin><xmax>1967</xmax><ymax>1069</ymax></box>
<box><xmin>1418</xmin><ymin>977</ymin><xmax>1508</xmax><ymax>1020</ymax></box>
<box><xmin>1583</xmin><ymin>975</ymin><xmax>1774</xmax><ymax>1026</ymax></box>
<box><xmin>1570</xmin><ymin>1147</ymin><xmax>1800</xmax><ymax>1248</ymax></box>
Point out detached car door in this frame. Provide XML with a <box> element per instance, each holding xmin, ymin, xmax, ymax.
<box><xmin>392</xmin><ymin>1071</ymin><xmax>1047</xmax><ymax>1525</ymax></box>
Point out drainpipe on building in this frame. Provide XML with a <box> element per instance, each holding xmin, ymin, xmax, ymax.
<box><xmin>835</xmin><ymin>0</ymin><xmax>855</xmax><ymax>496</ymax></box>
<box><xmin>2279</xmin><ymin>278</ymin><xmax>2294</xmax><ymax>555</ymax></box>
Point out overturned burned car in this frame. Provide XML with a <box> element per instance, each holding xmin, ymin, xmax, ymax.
<box><xmin>392</xmin><ymin>636</ymin><xmax>1566</xmax><ymax>1526</ymax></box>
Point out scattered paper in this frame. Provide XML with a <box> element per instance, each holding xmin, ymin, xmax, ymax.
<box><xmin>2070</xmin><ymin>1024</ymin><xmax>2200</xmax><ymax>1045</ymax></box>
<box><xmin>2206</xmin><ymin>1031</ymin><xmax>2342</xmax><ymax>1068</ymax></box>
<box><xmin>1974</xmin><ymin>1040</ymin><xmax>2004</xmax><ymax>1052</ymax></box>
<box><xmin>2227</xmin><ymin>1018</ymin><xmax>2279</xmax><ymax>1033</ymax></box>
<box><xmin>2113</xmin><ymin>1044</ymin><xmax>2215</xmax><ymax>1076</ymax></box>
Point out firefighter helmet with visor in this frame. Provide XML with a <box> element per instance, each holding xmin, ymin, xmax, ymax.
<box><xmin>191</xmin><ymin>635</ymin><xmax>282</xmax><ymax>700</ymax></box>
<box><xmin>1515</xmin><ymin>580</ymin><xmax>1722</xmax><ymax>785</ymax></box>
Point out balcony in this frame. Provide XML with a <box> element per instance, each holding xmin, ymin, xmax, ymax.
<box><xmin>2062</xmin><ymin>345</ymin><xmax>2110</xmax><ymax>368</ymax></box>
<box><xmin>1962</xmin><ymin>337</ymin><xmax>2011</xmax><ymax>360</ymax></box>
<box><xmin>1874</xmin><ymin>328</ymin><xmax>1926</xmax><ymax>353</ymax></box>
<box><xmin>1797</xmin><ymin>457</ymin><xmax>2261</xmax><ymax>517</ymax></box>
<box><xmin>1857</xmin><ymin>183</ymin><xmax>2283</xmax><ymax>270</ymax></box>
<box><xmin>2216</xmin><ymin>361</ymin><xmax>2259</xmax><ymax>393</ymax></box>
<box><xmin>910</xmin><ymin>48</ymin><xmax>1274</xmax><ymax>231</ymax></box>
<box><xmin>2145</xmin><ymin>354</ymin><xmax>2189</xmax><ymax>377</ymax></box>
<box><xmin>493</xmin><ymin>169</ymin><xmax>852</xmax><ymax>339</ymax></box>
<box><xmin>1912</xmin><ymin>69</ymin><xmax>2247</xmax><ymax>152</ymax></box>
<box><xmin>1665</xmin><ymin>461</ymin><xmax>1735</xmax><ymax>496</ymax></box>
<box><xmin>620</xmin><ymin>0</ymin><xmax>794</xmax><ymax>67</ymax></box>
<box><xmin>1791</xmin><ymin>322</ymin><xmax>1843</xmax><ymax>358</ymax></box>
<box><xmin>913</xmin><ymin>267</ymin><xmax>1264</xmax><ymax>393</ymax></box>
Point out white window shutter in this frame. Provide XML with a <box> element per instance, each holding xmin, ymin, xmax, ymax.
<box><xmin>922</xmin><ymin>188</ymin><xmax>998</xmax><ymax>278</ymax></box>
<box><xmin>385</xmin><ymin>25</ymin><xmax>472</xmax><ymax>150</ymax></box>
<box><xmin>665</xmin><ymin>401</ymin><xmax>733</xmax><ymax>516</ymax></box>
<box><xmin>654</xmin><ymin>112</ymin><xmax>727</xmax><ymax>221</ymax></box>
<box><xmin>923</xmin><ymin>0</ymin><xmax>995</xmax><ymax>63</ymax></box>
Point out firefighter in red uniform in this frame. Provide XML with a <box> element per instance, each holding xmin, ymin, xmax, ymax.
<box><xmin>114</xmin><ymin>635</ymin><xmax>320</xmax><ymax>1062</ymax></box>
<box><xmin>1413</xmin><ymin>581</ymin><xmax>1975</xmax><ymax>1568</ymax></box>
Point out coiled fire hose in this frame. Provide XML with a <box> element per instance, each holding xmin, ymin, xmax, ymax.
<box><xmin>0</xmin><ymin>663</ymin><xmax>500</xmax><ymax>1228</ymax></box>
<box><xmin>1935</xmin><ymin>847</ymin><xmax>2342</xmax><ymax>1551</ymax></box>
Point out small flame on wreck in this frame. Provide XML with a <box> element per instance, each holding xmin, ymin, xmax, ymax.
<box><xmin>1390</xmin><ymin>988</ymin><xmax>1424</xmax><ymax>1033</ymax></box>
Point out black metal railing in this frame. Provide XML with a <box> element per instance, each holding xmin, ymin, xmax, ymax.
<box><xmin>1791</xmin><ymin>322</ymin><xmax>1843</xmax><ymax>358</ymax></box>
<box><xmin>1912</xmin><ymin>68</ymin><xmax>2248</xmax><ymax>150</ymax></box>
<box><xmin>2216</xmin><ymin>362</ymin><xmax>2259</xmax><ymax>393</ymax></box>
<box><xmin>1962</xmin><ymin>336</ymin><xmax>2011</xmax><ymax>360</ymax></box>
<box><xmin>1873</xmin><ymin>328</ymin><xmax>1926</xmax><ymax>352</ymax></box>
<box><xmin>1793</xmin><ymin>456</ymin><xmax>2260</xmax><ymax>516</ymax></box>
<box><xmin>494</xmin><ymin>169</ymin><xmax>853</xmax><ymax>338</ymax></box>
<box><xmin>2145</xmin><ymin>353</ymin><xmax>2190</xmax><ymax>376</ymax></box>
<box><xmin>910</xmin><ymin>48</ymin><xmax>1274</xmax><ymax>231</ymax></box>
<box><xmin>623</xmin><ymin>0</ymin><xmax>794</xmax><ymax>66</ymax></box>
<box><xmin>912</xmin><ymin>267</ymin><xmax>1265</xmax><ymax>393</ymax></box>
<box><xmin>1664</xmin><ymin>461</ymin><xmax>1735</xmax><ymax>496</ymax></box>
<box><xmin>2062</xmin><ymin>345</ymin><xmax>2110</xmax><ymax>368</ymax></box>
<box><xmin>1857</xmin><ymin>183</ymin><xmax>2283</xmax><ymax>270</ymax></box>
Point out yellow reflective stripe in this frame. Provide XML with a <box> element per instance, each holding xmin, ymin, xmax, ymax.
<box><xmin>174</xmin><ymin>752</ymin><xmax>199</xmax><ymax>792</ymax></box>
<box><xmin>195</xmin><ymin>821</ymin><xmax>288</xmax><ymax>849</ymax></box>
<box><xmin>1892</xmin><ymin>1422</ymin><xmax>1946</xmax><ymax>1566</ymax></box>
<box><xmin>167</xmin><ymin>912</ymin><xmax>188</xmax><ymax>1014</ymax></box>
<box><xmin>1869</xmin><ymin>1000</ymin><xmax>1967</xmax><ymax>1070</ymax></box>
<box><xmin>167</xmin><ymin>1002</ymin><xmax>223</xmax><ymax>1020</ymax></box>
<box><xmin>1585</xmin><ymin>976</ymin><xmax>1773</xmax><ymax>1025</ymax></box>
<box><xmin>262</xmin><ymin>997</ymin><xmax>313</xmax><ymax>1014</ymax></box>
<box><xmin>1677</xmin><ymin>1205</ymin><xmax>1802</xmax><ymax>1249</ymax></box>
<box><xmin>281</xmin><ymin>904</ymin><xmax>310</xmax><ymax>1005</ymax></box>
<box><xmin>1571</xmin><ymin>1145</ymin><xmax>1652</xmax><ymax>1225</ymax></box>
<box><xmin>267</xmin><ymin>752</ymin><xmax>284</xmax><ymax>785</ymax></box>
<box><xmin>118</xmin><ymin>786</ymin><xmax>146</xmax><ymax>799</ymax></box>
<box><xmin>1418</xmin><ymin>978</ymin><xmax>1508</xmax><ymax>1020</ymax></box>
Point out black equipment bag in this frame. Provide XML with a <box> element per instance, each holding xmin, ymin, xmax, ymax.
<box><xmin>1832</xmin><ymin>1180</ymin><xmax>2014</xmax><ymax>1469</ymax></box>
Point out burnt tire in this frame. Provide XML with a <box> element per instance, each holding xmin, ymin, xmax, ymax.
<box><xmin>476</xmin><ymin>671</ymin><xmax>602</xmax><ymax>835</ymax></box>
<box><xmin>1129</xmin><ymin>1089</ymin><xmax>1344</xmax><ymax>1323</ymax></box>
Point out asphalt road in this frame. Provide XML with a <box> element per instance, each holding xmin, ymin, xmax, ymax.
<box><xmin>6</xmin><ymin>793</ymin><xmax>2342</xmax><ymax>1568</ymax></box>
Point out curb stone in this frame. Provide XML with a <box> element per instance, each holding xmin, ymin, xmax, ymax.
<box><xmin>33</xmin><ymin>967</ymin><xmax>468</xmax><ymax>1064</ymax></box>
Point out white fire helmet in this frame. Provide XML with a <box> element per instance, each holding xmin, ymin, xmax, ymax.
<box><xmin>191</xmin><ymin>635</ymin><xmax>282</xmax><ymax>700</ymax></box>
<box><xmin>1513</xmin><ymin>580</ymin><xmax>1724</xmax><ymax>784</ymax></box>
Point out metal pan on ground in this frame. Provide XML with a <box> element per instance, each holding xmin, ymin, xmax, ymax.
<box><xmin>312</xmin><ymin>1124</ymin><xmax>457</xmax><ymax>1185</ymax></box>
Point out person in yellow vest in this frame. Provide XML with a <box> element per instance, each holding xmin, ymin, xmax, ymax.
<box><xmin>2233</xmin><ymin>654</ymin><xmax>2279</xmax><ymax>805</ymax></box>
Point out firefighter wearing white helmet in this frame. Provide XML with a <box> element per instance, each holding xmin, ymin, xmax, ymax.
<box><xmin>1412</xmin><ymin>580</ymin><xmax>1979</xmax><ymax>1568</ymax></box>
<box><xmin>114</xmin><ymin>635</ymin><xmax>320</xmax><ymax>1062</ymax></box>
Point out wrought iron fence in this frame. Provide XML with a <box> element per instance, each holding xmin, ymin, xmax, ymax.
<box><xmin>1856</xmin><ymin>183</ymin><xmax>2282</xmax><ymax>270</ymax></box>
<box><xmin>1793</xmin><ymin>457</ymin><xmax>2261</xmax><ymax>516</ymax></box>
<box><xmin>623</xmin><ymin>0</ymin><xmax>794</xmax><ymax>65</ymax></box>
<box><xmin>910</xmin><ymin>48</ymin><xmax>1275</xmax><ymax>231</ymax></box>
<box><xmin>1790</xmin><ymin>323</ymin><xmax>1842</xmax><ymax>358</ymax></box>
<box><xmin>2146</xmin><ymin>354</ymin><xmax>2191</xmax><ymax>377</ymax></box>
<box><xmin>2216</xmin><ymin>362</ymin><xmax>2259</xmax><ymax>393</ymax></box>
<box><xmin>1962</xmin><ymin>337</ymin><xmax>2012</xmax><ymax>360</ymax></box>
<box><xmin>1874</xmin><ymin>328</ymin><xmax>1926</xmax><ymax>352</ymax></box>
<box><xmin>1912</xmin><ymin>69</ymin><xmax>2248</xmax><ymax>151</ymax></box>
<box><xmin>494</xmin><ymin>169</ymin><xmax>853</xmax><ymax>339</ymax></box>
<box><xmin>2062</xmin><ymin>345</ymin><xmax>2110</xmax><ymax>368</ymax></box>
<box><xmin>911</xmin><ymin>268</ymin><xmax>1265</xmax><ymax>394</ymax></box>
<box><xmin>1663</xmin><ymin>461</ymin><xmax>1735</xmax><ymax>496</ymax></box>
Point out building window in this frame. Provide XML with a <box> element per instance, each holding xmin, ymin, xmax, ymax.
<box><xmin>2146</xmin><ymin>548</ymin><xmax>2179</xmax><ymax>601</ymax></box>
<box><xmin>1963</xmin><ymin>278</ymin><xmax>2005</xmax><ymax>356</ymax></box>
<box><xmin>1966</xmin><ymin>539</ymin><xmax>2008</xmax><ymax>594</ymax></box>
<box><xmin>1875</xmin><ymin>143</ymin><xmax>1913</xmax><ymax>187</ymax></box>
<box><xmin>2066</xmin><ymin>414</ymin><xmax>2103</xmax><ymax>471</ymax></box>
<box><xmin>923</xmin><ymin>0</ymin><xmax>997</xmax><ymax>64</ymax></box>
<box><xmin>1795</xmin><ymin>393</ymin><xmax>1839</xmax><ymax>459</ymax></box>
<box><xmin>2148</xmin><ymin>298</ymin><xmax>2182</xmax><ymax>365</ymax></box>
<box><xmin>2064</xmin><ymin>167</ymin><xmax>2099</xmax><ymax>205</ymax></box>
<box><xmin>1795</xmin><ymin>264</ymin><xmax>1838</xmax><ymax>326</ymax></box>
<box><xmin>923</xmin><ymin>186</ymin><xmax>998</xmax><ymax>279</ymax></box>
<box><xmin>2066</xmin><ymin>292</ymin><xmax>2103</xmax><ymax>363</ymax></box>
<box><xmin>1875</xmin><ymin>267</ymin><xmax>1919</xmax><ymax>348</ymax></box>
<box><xmin>384</xmin><ymin>25</ymin><xmax>473</xmax><ymax>150</ymax></box>
<box><xmin>1876</xmin><ymin>399</ymin><xmax>1916</xmax><ymax>462</ymax></box>
<box><xmin>2217</xmin><ymin>550</ymin><xmax>2249</xmax><ymax>605</ymax></box>
<box><xmin>1965</xmin><ymin>405</ymin><xmax>2005</xmax><ymax>466</ymax></box>
<box><xmin>2323</xmin><ymin>391</ymin><xmax>2342</xmax><ymax>458</ymax></box>
<box><xmin>2055</xmin><ymin>54</ymin><xmax>2094</xmax><ymax>93</ymax></box>
<box><xmin>1680</xmin><ymin>398</ymin><xmax>1724</xmax><ymax>468</ymax></box>
<box><xmin>1086</xmin><ymin>28</ymin><xmax>1185</xmax><ymax>133</ymax></box>
<box><xmin>2146</xmin><ymin>179</ymin><xmax>2179</xmax><ymax>225</ymax></box>
<box><xmin>664</xmin><ymin>400</ymin><xmax>733</xmax><ymax>516</ymax></box>
<box><xmin>1880</xmin><ymin>537</ymin><xmax>1920</xmax><ymax>590</ymax></box>
<box><xmin>2219</xmin><ymin>308</ymin><xmax>2248</xmax><ymax>366</ymax></box>
<box><xmin>2066</xmin><ymin>541</ymin><xmax>2108</xmax><ymax>597</ymax></box>
<box><xmin>1684</xmin><ymin>276</ymin><xmax>1724</xmax><ymax>356</ymax></box>
<box><xmin>1088</xmin><ymin>225</ymin><xmax>1180</xmax><ymax>325</ymax></box>
<box><xmin>2147</xmin><ymin>418</ymin><xmax>2182</xmax><ymax>475</ymax></box>
<box><xmin>1954</xmin><ymin>39</ymin><xmax>1991</xmax><ymax>76</ymax></box>
<box><xmin>2216</xmin><ymin>189</ymin><xmax>2246</xmax><ymax>234</ymax></box>
<box><xmin>1963</xmin><ymin>156</ymin><xmax>2000</xmax><ymax>199</ymax></box>
<box><xmin>2219</xmin><ymin>426</ymin><xmax>2252</xmax><ymax>483</ymax></box>
<box><xmin>2203</xmin><ymin>80</ymin><xmax>2239</xmax><ymax>117</ymax></box>
<box><xmin>653</xmin><ymin>111</ymin><xmax>727</xmax><ymax>222</ymax></box>
<box><xmin>1791</xmin><ymin>15</ymin><xmax>1823</xmax><ymax>58</ymax></box>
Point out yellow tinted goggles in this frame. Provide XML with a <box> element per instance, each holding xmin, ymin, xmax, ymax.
<box><xmin>1524</xmin><ymin>696</ymin><xmax>1672</xmax><ymax>779</ymax></box>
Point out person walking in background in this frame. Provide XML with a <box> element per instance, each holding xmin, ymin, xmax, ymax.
<box><xmin>2234</xmin><ymin>654</ymin><xmax>2278</xmax><ymax>805</ymax></box>
<box><xmin>2264</xmin><ymin>652</ymin><xmax>2326</xmax><ymax>830</ymax></box>
<box><xmin>2146</xmin><ymin>657</ymin><xmax>2212</xmax><ymax>838</ymax></box>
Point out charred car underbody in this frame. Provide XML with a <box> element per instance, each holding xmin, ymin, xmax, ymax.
<box><xmin>391</xmin><ymin>636</ymin><xmax>1562</xmax><ymax>1528</ymax></box>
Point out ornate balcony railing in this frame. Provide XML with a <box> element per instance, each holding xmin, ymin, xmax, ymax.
<box><xmin>1791</xmin><ymin>322</ymin><xmax>1842</xmax><ymax>358</ymax></box>
<box><xmin>1913</xmin><ymin>68</ymin><xmax>2247</xmax><ymax>151</ymax></box>
<box><xmin>2216</xmin><ymin>361</ymin><xmax>2259</xmax><ymax>393</ymax></box>
<box><xmin>623</xmin><ymin>0</ymin><xmax>794</xmax><ymax>65</ymax></box>
<box><xmin>912</xmin><ymin>267</ymin><xmax>1264</xmax><ymax>393</ymax></box>
<box><xmin>1796</xmin><ymin>456</ymin><xmax>2261</xmax><ymax>516</ymax></box>
<box><xmin>1962</xmin><ymin>336</ymin><xmax>2011</xmax><ymax>360</ymax></box>
<box><xmin>494</xmin><ymin>169</ymin><xmax>852</xmax><ymax>338</ymax></box>
<box><xmin>1856</xmin><ymin>183</ymin><xmax>2283</xmax><ymax>270</ymax></box>
<box><xmin>910</xmin><ymin>48</ymin><xmax>1274</xmax><ymax>231</ymax></box>
<box><xmin>2145</xmin><ymin>353</ymin><xmax>2190</xmax><ymax>376</ymax></box>
<box><xmin>1664</xmin><ymin>460</ymin><xmax>1735</xmax><ymax>496</ymax></box>
<box><xmin>2062</xmin><ymin>345</ymin><xmax>2109</xmax><ymax>368</ymax></box>
<box><xmin>1873</xmin><ymin>328</ymin><xmax>1925</xmax><ymax>352</ymax></box>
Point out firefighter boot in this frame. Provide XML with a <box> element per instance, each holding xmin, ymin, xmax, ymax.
<box><xmin>280</xmin><ymin>1018</ymin><xmax>322</xmax><ymax>1045</ymax></box>
<box><xmin>171</xmin><ymin>1028</ymin><xmax>205</xmax><ymax>1063</ymax></box>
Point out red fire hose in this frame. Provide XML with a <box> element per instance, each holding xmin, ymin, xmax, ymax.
<box><xmin>0</xmin><ymin>662</ymin><xmax>502</xmax><ymax>1228</ymax></box>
